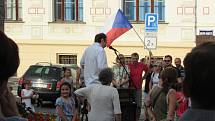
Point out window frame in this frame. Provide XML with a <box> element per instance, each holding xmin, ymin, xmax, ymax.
<box><xmin>123</xmin><ymin>0</ymin><xmax>165</xmax><ymax>22</ymax></box>
<box><xmin>57</xmin><ymin>53</ymin><xmax>78</xmax><ymax>65</ymax></box>
<box><xmin>154</xmin><ymin>0</ymin><xmax>165</xmax><ymax>21</ymax></box>
<box><xmin>54</xmin><ymin>0</ymin><xmax>83</xmax><ymax>22</ymax></box>
<box><xmin>5</xmin><ymin>0</ymin><xmax>22</xmax><ymax>21</ymax></box>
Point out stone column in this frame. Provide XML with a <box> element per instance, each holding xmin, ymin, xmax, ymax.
<box><xmin>0</xmin><ymin>0</ymin><xmax>5</xmax><ymax>32</ymax></box>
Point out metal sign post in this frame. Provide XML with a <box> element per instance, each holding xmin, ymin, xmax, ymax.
<box><xmin>144</xmin><ymin>13</ymin><xmax>158</xmax><ymax>50</ymax></box>
<box><xmin>144</xmin><ymin>36</ymin><xmax>157</xmax><ymax>49</ymax></box>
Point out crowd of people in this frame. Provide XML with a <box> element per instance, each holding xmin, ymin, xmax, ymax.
<box><xmin>1</xmin><ymin>31</ymin><xmax>215</xmax><ymax>121</ymax></box>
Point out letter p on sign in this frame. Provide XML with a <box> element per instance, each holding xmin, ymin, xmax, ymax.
<box><xmin>147</xmin><ymin>16</ymin><xmax>156</xmax><ymax>26</ymax></box>
<box><xmin>145</xmin><ymin>13</ymin><xmax>158</xmax><ymax>32</ymax></box>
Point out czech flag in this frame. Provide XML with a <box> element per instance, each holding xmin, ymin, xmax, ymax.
<box><xmin>101</xmin><ymin>9</ymin><xmax>133</xmax><ymax>47</ymax></box>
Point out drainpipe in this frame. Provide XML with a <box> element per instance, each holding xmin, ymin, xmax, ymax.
<box><xmin>0</xmin><ymin>0</ymin><xmax>4</xmax><ymax>32</ymax></box>
<box><xmin>194</xmin><ymin>0</ymin><xmax>197</xmax><ymax>42</ymax></box>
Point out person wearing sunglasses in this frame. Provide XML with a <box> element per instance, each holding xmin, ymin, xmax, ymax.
<box><xmin>163</xmin><ymin>55</ymin><xmax>173</xmax><ymax>68</ymax></box>
<box><xmin>164</xmin><ymin>55</ymin><xmax>182</xmax><ymax>82</ymax></box>
<box><xmin>149</xmin><ymin>61</ymin><xmax>163</xmax><ymax>91</ymax></box>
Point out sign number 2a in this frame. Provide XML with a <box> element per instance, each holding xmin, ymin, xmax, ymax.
<box><xmin>144</xmin><ymin>37</ymin><xmax>157</xmax><ymax>49</ymax></box>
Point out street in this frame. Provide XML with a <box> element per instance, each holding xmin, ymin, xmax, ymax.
<box><xmin>8</xmin><ymin>77</ymin><xmax>146</xmax><ymax>121</ymax></box>
<box><xmin>35</xmin><ymin>102</ymin><xmax>56</xmax><ymax>114</ymax></box>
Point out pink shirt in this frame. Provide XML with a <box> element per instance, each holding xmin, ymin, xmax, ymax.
<box><xmin>128</xmin><ymin>62</ymin><xmax>148</xmax><ymax>89</ymax></box>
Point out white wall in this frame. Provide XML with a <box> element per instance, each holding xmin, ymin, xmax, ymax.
<box><xmin>6</xmin><ymin>0</ymin><xmax>215</xmax><ymax>76</ymax></box>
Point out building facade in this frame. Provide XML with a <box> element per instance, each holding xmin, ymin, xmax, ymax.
<box><xmin>4</xmin><ymin>0</ymin><xmax>215</xmax><ymax>76</ymax></box>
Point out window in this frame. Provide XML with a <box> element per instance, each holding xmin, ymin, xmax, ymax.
<box><xmin>42</xmin><ymin>67</ymin><xmax>61</xmax><ymax>79</ymax></box>
<box><xmin>123</xmin><ymin>0</ymin><xmax>165</xmax><ymax>21</ymax></box>
<box><xmin>54</xmin><ymin>0</ymin><xmax>83</xmax><ymax>21</ymax></box>
<box><xmin>5</xmin><ymin>0</ymin><xmax>22</xmax><ymax>20</ymax></box>
<box><xmin>58</xmin><ymin>54</ymin><xmax>77</xmax><ymax>64</ymax></box>
<box><xmin>154</xmin><ymin>0</ymin><xmax>165</xmax><ymax>21</ymax></box>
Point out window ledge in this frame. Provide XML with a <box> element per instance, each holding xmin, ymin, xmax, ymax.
<box><xmin>131</xmin><ymin>21</ymin><xmax>169</xmax><ymax>24</ymax></box>
<box><xmin>49</xmin><ymin>21</ymin><xmax>86</xmax><ymax>24</ymax></box>
<box><xmin>4</xmin><ymin>20</ymin><xmax>24</xmax><ymax>23</ymax></box>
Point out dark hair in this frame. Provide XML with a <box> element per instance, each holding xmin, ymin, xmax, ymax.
<box><xmin>0</xmin><ymin>31</ymin><xmax>20</xmax><ymax>86</ymax></box>
<box><xmin>149</xmin><ymin>64</ymin><xmax>154</xmax><ymax>69</ymax></box>
<box><xmin>23</xmin><ymin>80</ymin><xmax>31</xmax><ymax>85</ymax></box>
<box><xmin>164</xmin><ymin>55</ymin><xmax>172</xmax><ymax>61</ymax></box>
<box><xmin>183</xmin><ymin>42</ymin><xmax>215</xmax><ymax>109</ymax></box>
<box><xmin>140</xmin><ymin>58</ymin><xmax>145</xmax><ymax>63</ymax></box>
<box><xmin>60</xmin><ymin>82</ymin><xmax>72</xmax><ymax>96</ymax></box>
<box><xmin>160</xmin><ymin>67</ymin><xmax>178</xmax><ymax>94</ymax></box>
<box><xmin>64</xmin><ymin>68</ymin><xmax>71</xmax><ymax>73</ymax></box>
<box><xmin>116</xmin><ymin>54</ymin><xmax>125</xmax><ymax>64</ymax></box>
<box><xmin>175</xmin><ymin>82</ymin><xmax>183</xmax><ymax>92</ymax></box>
<box><xmin>94</xmin><ymin>33</ymin><xmax>107</xmax><ymax>43</ymax></box>
<box><xmin>131</xmin><ymin>53</ymin><xmax>139</xmax><ymax>59</ymax></box>
<box><xmin>99</xmin><ymin>68</ymin><xmax>113</xmax><ymax>85</ymax></box>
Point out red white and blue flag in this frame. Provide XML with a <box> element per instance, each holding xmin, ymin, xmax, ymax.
<box><xmin>101</xmin><ymin>9</ymin><xmax>133</xmax><ymax>47</ymax></box>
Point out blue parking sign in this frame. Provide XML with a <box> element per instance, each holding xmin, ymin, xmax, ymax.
<box><xmin>145</xmin><ymin>13</ymin><xmax>158</xmax><ymax>32</ymax></box>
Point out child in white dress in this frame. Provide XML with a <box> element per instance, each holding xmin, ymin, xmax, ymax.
<box><xmin>21</xmin><ymin>80</ymin><xmax>35</xmax><ymax>112</ymax></box>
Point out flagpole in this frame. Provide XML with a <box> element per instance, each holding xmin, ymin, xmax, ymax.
<box><xmin>132</xmin><ymin>28</ymin><xmax>145</xmax><ymax>45</ymax></box>
<box><xmin>132</xmin><ymin>28</ymin><xmax>152</xmax><ymax>65</ymax></box>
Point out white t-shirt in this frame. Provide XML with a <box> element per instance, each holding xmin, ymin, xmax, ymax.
<box><xmin>21</xmin><ymin>89</ymin><xmax>35</xmax><ymax>112</ymax></box>
<box><xmin>74</xmin><ymin>84</ymin><xmax>121</xmax><ymax>121</ymax></box>
<box><xmin>151</xmin><ymin>72</ymin><xmax>160</xmax><ymax>87</ymax></box>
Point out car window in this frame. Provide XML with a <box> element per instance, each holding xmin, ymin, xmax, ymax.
<box><xmin>25</xmin><ymin>66</ymin><xmax>43</xmax><ymax>77</ymax></box>
<box><xmin>44</xmin><ymin>68</ymin><xmax>50</xmax><ymax>74</ymax></box>
<box><xmin>35</xmin><ymin>67</ymin><xmax>43</xmax><ymax>73</ymax></box>
<box><xmin>42</xmin><ymin>67</ymin><xmax>61</xmax><ymax>80</ymax></box>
